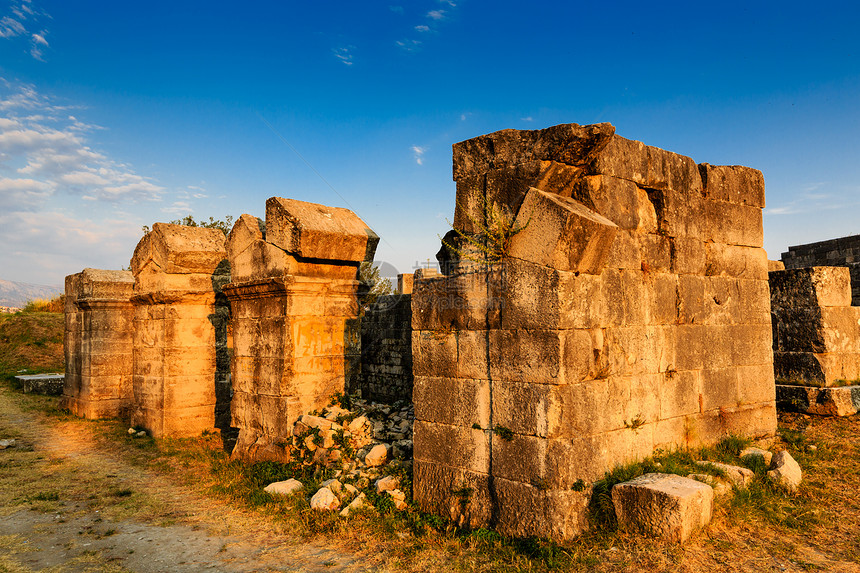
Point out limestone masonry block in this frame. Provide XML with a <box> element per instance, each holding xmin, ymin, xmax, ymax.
<box><xmin>414</xmin><ymin>121</ymin><xmax>775</xmax><ymax>541</ymax></box>
<box><xmin>265</xmin><ymin>196</ymin><xmax>379</xmax><ymax>262</ymax></box>
<box><xmin>62</xmin><ymin>268</ymin><xmax>135</xmax><ymax>419</ymax></box>
<box><xmin>612</xmin><ymin>473</ymin><xmax>714</xmax><ymax>543</ymax></box>
<box><xmin>771</xmin><ymin>267</ymin><xmax>860</xmax><ymax>387</ymax></box>
<box><xmin>130</xmin><ymin>224</ymin><xmax>229</xmax><ymax>438</ymax></box>
<box><xmin>507</xmin><ymin>187</ymin><xmax>618</xmax><ymax>274</ymax></box>
<box><xmin>224</xmin><ymin>198</ymin><xmax>376</xmax><ymax>462</ymax></box>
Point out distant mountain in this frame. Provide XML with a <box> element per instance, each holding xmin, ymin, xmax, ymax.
<box><xmin>0</xmin><ymin>278</ymin><xmax>63</xmax><ymax>308</ymax></box>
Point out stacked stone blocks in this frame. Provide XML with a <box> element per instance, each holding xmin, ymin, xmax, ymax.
<box><xmin>782</xmin><ymin>234</ymin><xmax>860</xmax><ymax>305</ymax></box>
<box><xmin>61</xmin><ymin>269</ymin><xmax>135</xmax><ymax>418</ymax></box>
<box><xmin>412</xmin><ymin>122</ymin><xmax>776</xmax><ymax>541</ymax></box>
<box><xmin>223</xmin><ymin>198</ymin><xmax>378</xmax><ymax>462</ymax></box>
<box><xmin>771</xmin><ymin>266</ymin><xmax>860</xmax><ymax>393</ymax></box>
<box><xmin>360</xmin><ymin>294</ymin><xmax>413</xmax><ymax>402</ymax></box>
<box><xmin>130</xmin><ymin>223</ymin><xmax>230</xmax><ymax>438</ymax></box>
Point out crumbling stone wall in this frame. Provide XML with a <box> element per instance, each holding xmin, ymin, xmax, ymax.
<box><xmin>412</xmin><ymin>122</ymin><xmax>776</xmax><ymax>541</ymax></box>
<box><xmin>223</xmin><ymin>198</ymin><xmax>378</xmax><ymax>463</ymax></box>
<box><xmin>130</xmin><ymin>223</ymin><xmax>230</xmax><ymax>438</ymax></box>
<box><xmin>770</xmin><ymin>266</ymin><xmax>860</xmax><ymax>386</ymax></box>
<box><xmin>782</xmin><ymin>234</ymin><xmax>860</xmax><ymax>305</ymax></box>
<box><xmin>61</xmin><ymin>268</ymin><xmax>134</xmax><ymax>418</ymax></box>
<box><xmin>360</xmin><ymin>294</ymin><xmax>413</xmax><ymax>402</ymax></box>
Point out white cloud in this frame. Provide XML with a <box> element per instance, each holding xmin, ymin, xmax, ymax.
<box><xmin>427</xmin><ymin>9</ymin><xmax>446</xmax><ymax>20</ymax></box>
<box><xmin>396</xmin><ymin>38</ymin><xmax>421</xmax><ymax>51</ymax></box>
<box><xmin>0</xmin><ymin>80</ymin><xmax>163</xmax><ymax>202</ymax></box>
<box><xmin>0</xmin><ymin>2</ymin><xmax>50</xmax><ymax>60</ymax></box>
<box><xmin>415</xmin><ymin>25</ymin><xmax>430</xmax><ymax>32</ymax></box>
<box><xmin>439</xmin><ymin>0</ymin><xmax>457</xmax><ymax>5</ymax></box>
<box><xmin>411</xmin><ymin>145</ymin><xmax>426</xmax><ymax>165</ymax></box>
<box><xmin>521</xmin><ymin>116</ymin><xmax>534</xmax><ymax>122</ymax></box>
<box><xmin>333</xmin><ymin>46</ymin><xmax>354</xmax><ymax>66</ymax></box>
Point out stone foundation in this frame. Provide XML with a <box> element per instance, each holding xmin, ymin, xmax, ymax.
<box><xmin>61</xmin><ymin>268</ymin><xmax>135</xmax><ymax>418</ymax></box>
<box><xmin>224</xmin><ymin>198</ymin><xmax>378</xmax><ymax>462</ymax></box>
<box><xmin>130</xmin><ymin>223</ymin><xmax>230</xmax><ymax>438</ymax></box>
<box><xmin>770</xmin><ymin>266</ymin><xmax>860</xmax><ymax>387</ymax></box>
<box><xmin>412</xmin><ymin>122</ymin><xmax>776</xmax><ymax>541</ymax></box>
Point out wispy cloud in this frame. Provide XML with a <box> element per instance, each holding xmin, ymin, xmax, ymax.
<box><xmin>333</xmin><ymin>46</ymin><xmax>354</xmax><ymax>66</ymax></box>
<box><xmin>427</xmin><ymin>9</ymin><xmax>446</xmax><ymax>20</ymax></box>
<box><xmin>415</xmin><ymin>25</ymin><xmax>430</xmax><ymax>32</ymax></box>
<box><xmin>764</xmin><ymin>186</ymin><xmax>853</xmax><ymax>216</ymax></box>
<box><xmin>0</xmin><ymin>1</ymin><xmax>51</xmax><ymax>61</ymax></box>
<box><xmin>396</xmin><ymin>38</ymin><xmax>421</xmax><ymax>51</ymax></box>
<box><xmin>521</xmin><ymin>116</ymin><xmax>534</xmax><ymax>122</ymax></box>
<box><xmin>411</xmin><ymin>145</ymin><xmax>426</xmax><ymax>165</ymax></box>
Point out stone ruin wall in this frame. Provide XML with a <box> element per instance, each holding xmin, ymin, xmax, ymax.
<box><xmin>782</xmin><ymin>235</ymin><xmax>860</xmax><ymax>305</ymax></box>
<box><xmin>61</xmin><ymin>268</ymin><xmax>135</xmax><ymax>419</ymax></box>
<box><xmin>223</xmin><ymin>198</ymin><xmax>377</xmax><ymax>463</ymax></box>
<box><xmin>129</xmin><ymin>223</ymin><xmax>231</xmax><ymax>438</ymax></box>
<box><xmin>770</xmin><ymin>266</ymin><xmax>860</xmax><ymax>386</ymax></box>
<box><xmin>411</xmin><ymin>122</ymin><xmax>777</xmax><ymax>541</ymax></box>
<box><xmin>360</xmin><ymin>293</ymin><xmax>413</xmax><ymax>403</ymax></box>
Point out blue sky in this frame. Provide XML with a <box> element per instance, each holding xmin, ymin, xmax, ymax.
<box><xmin>1</xmin><ymin>1</ymin><xmax>859</xmax><ymax>286</ymax></box>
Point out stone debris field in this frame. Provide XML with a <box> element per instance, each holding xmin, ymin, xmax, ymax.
<box><xmin>51</xmin><ymin>121</ymin><xmax>860</xmax><ymax>545</ymax></box>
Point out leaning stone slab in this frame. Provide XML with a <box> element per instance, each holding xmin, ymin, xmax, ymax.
<box><xmin>612</xmin><ymin>473</ymin><xmax>714</xmax><ymax>543</ymax></box>
<box><xmin>776</xmin><ymin>384</ymin><xmax>860</xmax><ymax>417</ymax></box>
<box><xmin>695</xmin><ymin>461</ymin><xmax>754</xmax><ymax>489</ymax></box>
<box><xmin>767</xmin><ymin>450</ymin><xmax>802</xmax><ymax>492</ymax></box>
<box><xmin>16</xmin><ymin>374</ymin><xmax>64</xmax><ymax>396</ymax></box>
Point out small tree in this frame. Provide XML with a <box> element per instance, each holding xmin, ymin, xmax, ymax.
<box><xmin>358</xmin><ymin>262</ymin><xmax>394</xmax><ymax>310</ymax></box>
<box><xmin>142</xmin><ymin>215</ymin><xmax>235</xmax><ymax>236</ymax></box>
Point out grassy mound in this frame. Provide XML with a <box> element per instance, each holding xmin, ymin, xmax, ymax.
<box><xmin>0</xmin><ymin>310</ymin><xmax>64</xmax><ymax>383</ymax></box>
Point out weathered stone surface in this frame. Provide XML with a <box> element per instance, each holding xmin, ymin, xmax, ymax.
<box><xmin>360</xmin><ymin>294</ymin><xmax>412</xmax><ymax>402</ymax></box>
<box><xmin>17</xmin><ymin>374</ymin><xmax>64</xmax><ymax>396</ymax></box>
<box><xmin>782</xmin><ymin>233</ymin><xmax>860</xmax><ymax>306</ymax></box>
<box><xmin>612</xmin><ymin>473</ymin><xmax>714</xmax><ymax>543</ymax></box>
<box><xmin>0</xmin><ymin>439</ymin><xmax>16</xmax><ymax>449</ymax></box>
<box><xmin>131</xmin><ymin>225</ymin><xmax>229</xmax><ymax>438</ymax></box>
<box><xmin>225</xmin><ymin>198</ymin><xmax>374</xmax><ymax>462</ymax></box>
<box><xmin>339</xmin><ymin>492</ymin><xmax>366</xmax><ymax>516</ymax></box>
<box><xmin>768</xmin><ymin>450</ymin><xmax>802</xmax><ymax>492</ymax></box>
<box><xmin>695</xmin><ymin>461</ymin><xmax>754</xmax><ymax>488</ymax></box>
<box><xmin>364</xmin><ymin>444</ymin><xmax>389</xmax><ymax>467</ymax></box>
<box><xmin>62</xmin><ymin>268</ymin><xmax>135</xmax><ymax>419</ymax></box>
<box><xmin>775</xmin><ymin>384</ymin><xmax>860</xmax><ymax>417</ymax></box>
<box><xmin>771</xmin><ymin>267</ymin><xmax>860</xmax><ymax>388</ymax></box>
<box><xmin>415</xmin><ymin>122</ymin><xmax>774</xmax><ymax>542</ymax></box>
<box><xmin>265</xmin><ymin>197</ymin><xmax>379</xmax><ymax>262</ymax></box>
<box><xmin>768</xmin><ymin>260</ymin><xmax>785</xmax><ymax>272</ymax></box>
<box><xmin>264</xmin><ymin>478</ymin><xmax>304</xmax><ymax>496</ymax></box>
<box><xmin>699</xmin><ymin>163</ymin><xmax>765</xmax><ymax>207</ymax></box>
<box><xmin>507</xmin><ymin>187</ymin><xmax>618</xmax><ymax>274</ymax></box>
<box><xmin>375</xmin><ymin>475</ymin><xmax>400</xmax><ymax>493</ymax></box>
<box><xmin>310</xmin><ymin>487</ymin><xmax>340</xmax><ymax>511</ymax></box>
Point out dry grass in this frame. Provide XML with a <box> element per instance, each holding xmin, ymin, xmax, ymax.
<box><xmin>2</xmin><ymin>380</ymin><xmax>860</xmax><ymax>572</ymax></box>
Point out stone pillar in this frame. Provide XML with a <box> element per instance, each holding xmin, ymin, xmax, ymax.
<box><xmin>223</xmin><ymin>198</ymin><xmax>378</xmax><ymax>462</ymax></box>
<box><xmin>413</xmin><ymin>122</ymin><xmax>776</xmax><ymax>541</ymax></box>
<box><xmin>130</xmin><ymin>223</ymin><xmax>230</xmax><ymax>438</ymax></box>
<box><xmin>61</xmin><ymin>269</ymin><xmax>135</xmax><ymax>419</ymax></box>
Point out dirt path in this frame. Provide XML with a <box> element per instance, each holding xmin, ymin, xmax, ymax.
<box><xmin>0</xmin><ymin>389</ymin><xmax>374</xmax><ymax>573</ymax></box>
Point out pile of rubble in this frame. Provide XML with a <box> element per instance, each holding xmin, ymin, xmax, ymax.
<box><xmin>263</xmin><ymin>397</ymin><xmax>414</xmax><ymax>515</ymax></box>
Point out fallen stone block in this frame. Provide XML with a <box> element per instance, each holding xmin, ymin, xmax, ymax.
<box><xmin>310</xmin><ymin>487</ymin><xmax>340</xmax><ymax>511</ymax></box>
<box><xmin>15</xmin><ymin>374</ymin><xmax>64</xmax><ymax>396</ymax></box>
<box><xmin>339</xmin><ymin>492</ymin><xmax>367</xmax><ymax>517</ymax></box>
<box><xmin>364</xmin><ymin>444</ymin><xmax>389</xmax><ymax>467</ymax></box>
<box><xmin>767</xmin><ymin>450</ymin><xmax>802</xmax><ymax>492</ymax></box>
<box><xmin>0</xmin><ymin>439</ymin><xmax>15</xmax><ymax>450</ymax></box>
<box><xmin>695</xmin><ymin>461</ymin><xmax>755</xmax><ymax>488</ymax></box>
<box><xmin>264</xmin><ymin>478</ymin><xmax>304</xmax><ymax>496</ymax></box>
<box><xmin>612</xmin><ymin>473</ymin><xmax>714</xmax><ymax>543</ymax></box>
<box><xmin>375</xmin><ymin>475</ymin><xmax>400</xmax><ymax>493</ymax></box>
<box><xmin>686</xmin><ymin>473</ymin><xmax>730</xmax><ymax>497</ymax></box>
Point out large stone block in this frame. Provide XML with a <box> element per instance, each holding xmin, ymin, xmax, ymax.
<box><xmin>493</xmin><ymin>477</ymin><xmax>590</xmax><ymax>541</ymax></box>
<box><xmin>699</xmin><ymin>163</ymin><xmax>765</xmax><ymax>208</ymax></box>
<box><xmin>131</xmin><ymin>223</ymin><xmax>226</xmax><ymax>275</ymax></box>
<box><xmin>265</xmin><ymin>196</ymin><xmax>378</xmax><ymax>262</ymax></box>
<box><xmin>452</xmin><ymin>122</ymin><xmax>615</xmax><ymax>180</ymax></box>
<box><xmin>612</xmin><ymin>473</ymin><xmax>714</xmax><ymax>543</ymax></box>
<box><xmin>507</xmin><ymin>187</ymin><xmax>618</xmax><ymax>274</ymax></box>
